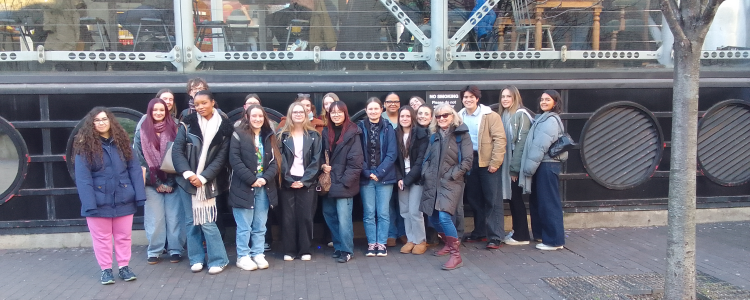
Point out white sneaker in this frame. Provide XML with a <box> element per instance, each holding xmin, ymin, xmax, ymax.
<box><xmin>535</xmin><ymin>243</ymin><xmax>564</xmax><ymax>251</ymax></box>
<box><xmin>504</xmin><ymin>237</ymin><xmax>530</xmax><ymax>245</ymax></box>
<box><xmin>300</xmin><ymin>254</ymin><xmax>311</xmax><ymax>261</ymax></box>
<box><xmin>190</xmin><ymin>263</ymin><xmax>203</xmax><ymax>273</ymax></box>
<box><xmin>253</xmin><ymin>254</ymin><xmax>269</xmax><ymax>269</ymax></box>
<box><xmin>283</xmin><ymin>255</ymin><xmax>294</xmax><ymax>261</ymax></box>
<box><xmin>208</xmin><ymin>265</ymin><xmax>226</xmax><ymax>275</ymax></box>
<box><xmin>236</xmin><ymin>256</ymin><xmax>258</xmax><ymax>271</ymax></box>
<box><xmin>503</xmin><ymin>230</ymin><xmax>514</xmax><ymax>241</ymax></box>
<box><xmin>327</xmin><ymin>242</ymin><xmax>334</xmax><ymax>248</ymax></box>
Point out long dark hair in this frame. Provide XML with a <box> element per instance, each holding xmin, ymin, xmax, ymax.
<box><xmin>325</xmin><ymin>101</ymin><xmax>353</xmax><ymax>147</ymax></box>
<box><xmin>240</xmin><ymin>105</ymin><xmax>282</xmax><ymax>176</ymax></box>
<box><xmin>74</xmin><ymin>107</ymin><xmax>133</xmax><ymax>165</ymax></box>
<box><xmin>396</xmin><ymin>106</ymin><xmax>416</xmax><ymax>158</ymax></box>
<box><xmin>141</xmin><ymin>98</ymin><xmax>177</xmax><ymax>150</ymax></box>
<box><xmin>539</xmin><ymin>90</ymin><xmax>563</xmax><ymax>114</ymax></box>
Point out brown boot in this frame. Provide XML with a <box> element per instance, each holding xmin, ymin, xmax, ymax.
<box><xmin>442</xmin><ymin>236</ymin><xmax>463</xmax><ymax>270</ymax></box>
<box><xmin>386</xmin><ymin>238</ymin><xmax>397</xmax><ymax>247</ymax></box>
<box><xmin>400</xmin><ymin>242</ymin><xmax>415</xmax><ymax>253</ymax></box>
<box><xmin>411</xmin><ymin>242</ymin><xmax>428</xmax><ymax>255</ymax></box>
<box><xmin>433</xmin><ymin>233</ymin><xmax>450</xmax><ymax>256</ymax></box>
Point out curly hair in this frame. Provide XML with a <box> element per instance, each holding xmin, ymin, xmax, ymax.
<box><xmin>74</xmin><ymin>107</ymin><xmax>133</xmax><ymax>166</ymax></box>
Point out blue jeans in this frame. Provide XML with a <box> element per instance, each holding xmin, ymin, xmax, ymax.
<box><xmin>428</xmin><ymin>210</ymin><xmax>458</xmax><ymax>239</ymax></box>
<box><xmin>144</xmin><ymin>186</ymin><xmax>185</xmax><ymax>257</ymax></box>
<box><xmin>360</xmin><ymin>180</ymin><xmax>393</xmax><ymax>245</ymax></box>
<box><xmin>179</xmin><ymin>187</ymin><xmax>229</xmax><ymax>268</ymax></box>
<box><xmin>529</xmin><ymin>162</ymin><xmax>565</xmax><ymax>247</ymax></box>
<box><xmin>232</xmin><ymin>188</ymin><xmax>269</xmax><ymax>258</ymax></box>
<box><xmin>322</xmin><ymin>196</ymin><xmax>354</xmax><ymax>254</ymax></box>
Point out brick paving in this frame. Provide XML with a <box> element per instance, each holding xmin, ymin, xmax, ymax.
<box><xmin>0</xmin><ymin>221</ymin><xmax>748</xmax><ymax>300</ymax></box>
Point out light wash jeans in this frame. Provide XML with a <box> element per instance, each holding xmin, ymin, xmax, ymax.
<box><xmin>398</xmin><ymin>184</ymin><xmax>425</xmax><ymax>244</ymax></box>
<box><xmin>322</xmin><ymin>196</ymin><xmax>354</xmax><ymax>254</ymax></box>
<box><xmin>360</xmin><ymin>180</ymin><xmax>393</xmax><ymax>245</ymax></box>
<box><xmin>144</xmin><ymin>186</ymin><xmax>185</xmax><ymax>258</ymax></box>
<box><xmin>233</xmin><ymin>187</ymin><xmax>270</xmax><ymax>258</ymax></box>
<box><xmin>178</xmin><ymin>187</ymin><xmax>229</xmax><ymax>268</ymax></box>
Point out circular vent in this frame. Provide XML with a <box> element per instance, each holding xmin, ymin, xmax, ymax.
<box><xmin>580</xmin><ymin>102</ymin><xmax>664</xmax><ymax>190</ymax></box>
<box><xmin>698</xmin><ymin>100</ymin><xmax>750</xmax><ymax>186</ymax></box>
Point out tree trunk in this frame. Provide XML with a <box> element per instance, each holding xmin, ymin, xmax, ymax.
<box><xmin>665</xmin><ymin>38</ymin><xmax>702</xmax><ymax>300</ymax></box>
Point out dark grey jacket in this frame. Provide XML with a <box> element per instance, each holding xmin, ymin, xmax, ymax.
<box><xmin>228</xmin><ymin>127</ymin><xmax>279</xmax><ymax>209</ymax></box>
<box><xmin>420</xmin><ymin>123</ymin><xmax>473</xmax><ymax>216</ymax></box>
<box><xmin>172</xmin><ymin>112</ymin><xmax>234</xmax><ymax>196</ymax></box>
<box><xmin>321</xmin><ymin>124</ymin><xmax>364</xmax><ymax>198</ymax></box>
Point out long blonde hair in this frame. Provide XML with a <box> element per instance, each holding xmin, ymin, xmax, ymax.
<box><xmin>497</xmin><ymin>85</ymin><xmax>524</xmax><ymax>116</ymax></box>
<box><xmin>277</xmin><ymin>102</ymin><xmax>316</xmax><ymax>139</ymax></box>
<box><xmin>320</xmin><ymin>92</ymin><xmax>340</xmax><ymax>125</ymax></box>
<box><xmin>429</xmin><ymin>104</ymin><xmax>463</xmax><ymax>133</ymax></box>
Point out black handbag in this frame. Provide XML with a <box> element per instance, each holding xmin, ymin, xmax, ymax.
<box><xmin>548</xmin><ymin>116</ymin><xmax>576</xmax><ymax>158</ymax></box>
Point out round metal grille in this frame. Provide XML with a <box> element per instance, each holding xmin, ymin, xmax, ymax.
<box><xmin>698</xmin><ymin>100</ymin><xmax>750</xmax><ymax>186</ymax></box>
<box><xmin>580</xmin><ymin>102</ymin><xmax>664</xmax><ymax>190</ymax></box>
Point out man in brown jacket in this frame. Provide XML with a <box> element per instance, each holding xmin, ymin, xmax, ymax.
<box><xmin>458</xmin><ymin>85</ymin><xmax>507</xmax><ymax>249</ymax></box>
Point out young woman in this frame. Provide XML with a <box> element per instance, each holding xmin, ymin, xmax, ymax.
<box><xmin>277</xmin><ymin>102</ymin><xmax>322</xmax><ymax>261</ymax></box>
<box><xmin>172</xmin><ymin>90</ymin><xmax>233</xmax><ymax>274</ymax></box>
<box><xmin>320</xmin><ymin>101</ymin><xmax>363</xmax><ymax>263</ymax></box>
<box><xmin>416</xmin><ymin>105</ymin><xmax>433</xmax><ymax>129</ymax></box>
<box><xmin>134</xmin><ymin>98</ymin><xmax>184</xmax><ymax>265</ymax></box>
<box><xmin>519</xmin><ymin>90</ymin><xmax>568</xmax><ymax>251</ymax></box>
<box><xmin>357</xmin><ymin>97</ymin><xmax>398</xmax><ymax>257</ymax></box>
<box><xmin>156</xmin><ymin>88</ymin><xmax>177</xmax><ymax>119</ymax></box>
<box><xmin>229</xmin><ymin>104</ymin><xmax>280</xmax><ymax>271</ymax></box>
<box><xmin>498</xmin><ymin>86</ymin><xmax>534</xmax><ymax>246</ymax></box>
<box><xmin>420</xmin><ymin>104</ymin><xmax>473</xmax><ymax>270</ymax></box>
<box><xmin>395</xmin><ymin>106</ymin><xmax>429</xmax><ymax>255</ymax></box>
<box><xmin>278</xmin><ymin>94</ymin><xmax>325</xmax><ymax>133</ymax></box>
<box><xmin>74</xmin><ymin>107</ymin><xmax>145</xmax><ymax>284</ymax></box>
<box><xmin>320</xmin><ymin>92</ymin><xmax>340</xmax><ymax>126</ymax></box>
<box><xmin>408</xmin><ymin>96</ymin><xmax>425</xmax><ymax>111</ymax></box>
<box><xmin>180</xmin><ymin>78</ymin><xmax>209</xmax><ymax>119</ymax></box>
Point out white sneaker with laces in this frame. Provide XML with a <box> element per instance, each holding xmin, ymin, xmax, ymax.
<box><xmin>504</xmin><ymin>237</ymin><xmax>530</xmax><ymax>245</ymax></box>
<box><xmin>190</xmin><ymin>263</ymin><xmax>203</xmax><ymax>273</ymax></box>
<box><xmin>283</xmin><ymin>255</ymin><xmax>294</xmax><ymax>261</ymax></box>
<box><xmin>300</xmin><ymin>254</ymin><xmax>312</xmax><ymax>261</ymax></box>
<box><xmin>504</xmin><ymin>230</ymin><xmax>514</xmax><ymax>241</ymax></box>
<box><xmin>253</xmin><ymin>254</ymin><xmax>269</xmax><ymax>269</ymax></box>
<box><xmin>236</xmin><ymin>256</ymin><xmax>258</xmax><ymax>271</ymax></box>
<box><xmin>535</xmin><ymin>243</ymin><xmax>564</xmax><ymax>251</ymax></box>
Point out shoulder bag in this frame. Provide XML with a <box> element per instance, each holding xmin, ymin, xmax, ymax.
<box><xmin>547</xmin><ymin>115</ymin><xmax>576</xmax><ymax>158</ymax></box>
<box><xmin>318</xmin><ymin>150</ymin><xmax>331</xmax><ymax>195</ymax></box>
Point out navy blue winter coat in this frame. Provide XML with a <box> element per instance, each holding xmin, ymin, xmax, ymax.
<box><xmin>357</xmin><ymin>117</ymin><xmax>399</xmax><ymax>185</ymax></box>
<box><xmin>75</xmin><ymin>138</ymin><xmax>146</xmax><ymax>218</ymax></box>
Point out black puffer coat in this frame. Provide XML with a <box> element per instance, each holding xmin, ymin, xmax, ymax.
<box><xmin>228</xmin><ymin>127</ymin><xmax>279</xmax><ymax>209</ymax></box>
<box><xmin>172</xmin><ymin>112</ymin><xmax>233</xmax><ymax>196</ymax></box>
<box><xmin>396</xmin><ymin>126</ymin><xmax>429</xmax><ymax>187</ymax></box>
<box><xmin>420</xmin><ymin>123</ymin><xmax>473</xmax><ymax>216</ymax></box>
<box><xmin>321</xmin><ymin>124</ymin><xmax>364</xmax><ymax>198</ymax></box>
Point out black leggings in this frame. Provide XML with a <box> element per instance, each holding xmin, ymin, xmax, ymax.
<box><xmin>280</xmin><ymin>185</ymin><xmax>317</xmax><ymax>256</ymax></box>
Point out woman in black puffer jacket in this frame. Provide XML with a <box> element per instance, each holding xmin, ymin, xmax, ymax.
<box><xmin>320</xmin><ymin>102</ymin><xmax>363</xmax><ymax>263</ymax></box>
<box><xmin>228</xmin><ymin>105</ymin><xmax>280</xmax><ymax>271</ymax></box>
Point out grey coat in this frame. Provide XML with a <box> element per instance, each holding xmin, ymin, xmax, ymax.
<box><xmin>500</xmin><ymin>109</ymin><xmax>533</xmax><ymax>200</ymax></box>
<box><xmin>518</xmin><ymin>112</ymin><xmax>567</xmax><ymax>194</ymax></box>
<box><xmin>419</xmin><ymin>123</ymin><xmax>473</xmax><ymax>216</ymax></box>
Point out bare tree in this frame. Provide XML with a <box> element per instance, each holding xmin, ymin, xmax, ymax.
<box><xmin>658</xmin><ymin>0</ymin><xmax>724</xmax><ymax>299</ymax></box>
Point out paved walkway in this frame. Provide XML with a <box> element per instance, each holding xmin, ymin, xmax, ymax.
<box><xmin>0</xmin><ymin>222</ymin><xmax>748</xmax><ymax>300</ymax></box>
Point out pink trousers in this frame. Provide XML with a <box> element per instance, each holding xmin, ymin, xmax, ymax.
<box><xmin>86</xmin><ymin>215</ymin><xmax>134</xmax><ymax>270</ymax></box>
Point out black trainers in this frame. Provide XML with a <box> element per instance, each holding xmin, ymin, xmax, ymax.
<box><xmin>365</xmin><ymin>243</ymin><xmax>377</xmax><ymax>257</ymax></box>
<box><xmin>486</xmin><ymin>240</ymin><xmax>502</xmax><ymax>249</ymax></box>
<box><xmin>376</xmin><ymin>244</ymin><xmax>388</xmax><ymax>257</ymax></box>
<box><xmin>170</xmin><ymin>254</ymin><xmax>182</xmax><ymax>263</ymax></box>
<box><xmin>118</xmin><ymin>266</ymin><xmax>137</xmax><ymax>281</ymax></box>
<box><xmin>337</xmin><ymin>252</ymin><xmax>352</xmax><ymax>263</ymax></box>
<box><xmin>147</xmin><ymin>257</ymin><xmax>159</xmax><ymax>264</ymax></box>
<box><xmin>100</xmin><ymin>269</ymin><xmax>115</xmax><ymax>285</ymax></box>
<box><xmin>331</xmin><ymin>249</ymin><xmax>341</xmax><ymax>258</ymax></box>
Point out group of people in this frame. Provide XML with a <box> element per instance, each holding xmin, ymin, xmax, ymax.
<box><xmin>73</xmin><ymin>77</ymin><xmax>570</xmax><ymax>285</ymax></box>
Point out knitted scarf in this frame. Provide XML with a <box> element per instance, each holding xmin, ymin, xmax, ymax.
<box><xmin>192</xmin><ymin>109</ymin><xmax>221</xmax><ymax>225</ymax></box>
<box><xmin>140</xmin><ymin>121</ymin><xmax>173</xmax><ymax>184</ymax></box>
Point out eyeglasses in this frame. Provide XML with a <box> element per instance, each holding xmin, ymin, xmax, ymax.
<box><xmin>292</xmin><ymin>111</ymin><xmax>306</xmax><ymax>115</ymax></box>
<box><xmin>435</xmin><ymin>113</ymin><xmax>452</xmax><ymax>120</ymax></box>
<box><xmin>385</xmin><ymin>101</ymin><xmax>400</xmax><ymax>105</ymax></box>
<box><xmin>329</xmin><ymin>111</ymin><xmax>344</xmax><ymax>116</ymax></box>
<box><xmin>93</xmin><ymin>118</ymin><xmax>109</xmax><ymax>124</ymax></box>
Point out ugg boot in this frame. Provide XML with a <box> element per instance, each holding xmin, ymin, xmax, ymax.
<box><xmin>441</xmin><ymin>236</ymin><xmax>463</xmax><ymax>270</ymax></box>
<box><xmin>433</xmin><ymin>233</ymin><xmax>451</xmax><ymax>256</ymax></box>
<box><xmin>411</xmin><ymin>242</ymin><xmax>428</xmax><ymax>255</ymax></box>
